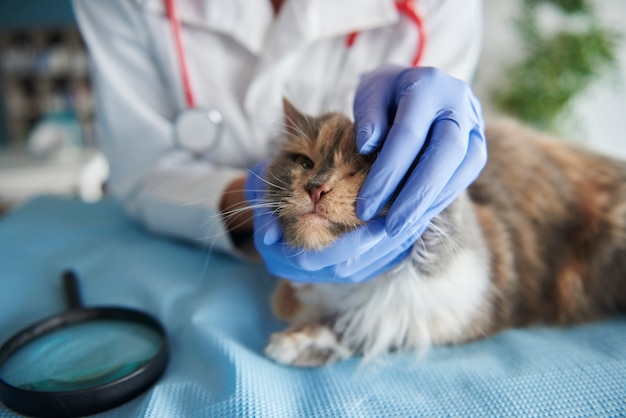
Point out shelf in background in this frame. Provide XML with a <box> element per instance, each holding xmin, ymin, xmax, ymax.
<box><xmin>1</xmin><ymin>26</ymin><xmax>93</xmax><ymax>149</ymax></box>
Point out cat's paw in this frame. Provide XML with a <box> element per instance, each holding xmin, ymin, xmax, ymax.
<box><xmin>264</xmin><ymin>323</ymin><xmax>352</xmax><ymax>367</ymax></box>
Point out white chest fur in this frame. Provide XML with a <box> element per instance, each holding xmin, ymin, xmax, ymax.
<box><xmin>292</xmin><ymin>247</ymin><xmax>492</xmax><ymax>358</ymax></box>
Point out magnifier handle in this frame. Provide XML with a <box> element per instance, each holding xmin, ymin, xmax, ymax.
<box><xmin>63</xmin><ymin>270</ymin><xmax>84</xmax><ymax>310</ymax></box>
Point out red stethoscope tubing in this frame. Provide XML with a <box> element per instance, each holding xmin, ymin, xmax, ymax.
<box><xmin>165</xmin><ymin>0</ymin><xmax>426</xmax><ymax>109</ymax></box>
<box><xmin>346</xmin><ymin>0</ymin><xmax>426</xmax><ymax>67</ymax></box>
<box><xmin>165</xmin><ymin>0</ymin><xmax>196</xmax><ymax>108</ymax></box>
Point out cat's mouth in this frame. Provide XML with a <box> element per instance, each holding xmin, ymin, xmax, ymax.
<box><xmin>282</xmin><ymin>207</ymin><xmax>355</xmax><ymax>250</ymax></box>
<box><xmin>302</xmin><ymin>212</ymin><xmax>353</xmax><ymax>236</ymax></box>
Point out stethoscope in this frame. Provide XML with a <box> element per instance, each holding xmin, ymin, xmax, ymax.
<box><xmin>165</xmin><ymin>0</ymin><xmax>426</xmax><ymax>155</ymax></box>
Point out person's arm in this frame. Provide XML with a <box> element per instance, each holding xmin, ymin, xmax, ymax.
<box><xmin>220</xmin><ymin>176</ymin><xmax>254</xmax><ymax>246</ymax></box>
<box><xmin>73</xmin><ymin>0</ymin><xmax>246</xmax><ymax>252</ymax></box>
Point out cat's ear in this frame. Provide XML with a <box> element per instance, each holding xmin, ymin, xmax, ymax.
<box><xmin>282</xmin><ymin>97</ymin><xmax>307</xmax><ymax>138</ymax></box>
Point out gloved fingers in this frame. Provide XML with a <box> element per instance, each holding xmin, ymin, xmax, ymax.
<box><xmin>385</xmin><ymin>118</ymin><xmax>470</xmax><ymax>237</ymax></box>
<box><xmin>252</xmin><ymin>208</ymin><xmax>283</xmax><ymax>246</ymax></box>
<box><xmin>270</xmin><ymin>263</ymin><xmax>337</xmax><ymax>283</ymax></box>
<box><xmin>244</xmin><ymin>160</ymin><xmax>285</xmax><ymax>245</ymax></box>
<box><xmin>356</xmin><ymin>95</ymin><xmax>441</xmax><ymax>221</ymax></box>
<box><xmin>341</xmin><ymin>244</ymin><xmax>414</xmax><ymax>283</ymax></box>
<box><xmin>261</xmin><ymin>227</ymin><xmax>416</xmax><ymax>284</ymax></box>
<box><xmin>262</xmin><ymin>217</ymin><xmax>282</xmax><ymax>245</ymax></box>
<box><xmin>286</xmin><ymin>218</ymin><xmax>390</xmax><ymax>271</ymax></box>
<box><xmin>258</xmin><ymin>240</ymin><xmax>325</xmax><ymax>280</ymax></box>
<box><xmin>353</xmin><ymin>65</ymin><xmax>403</xmax><ymax>154</ymax></box>
<box><xmin>334</xmin><ymin>224</ymin><xmax>424</xmax><ymax>279</ymax></box>
<box><xmin>416</xmin><ymin>127</ymin><xmax>487</xmax><ymax>224</ymax></box>
<box><xmin>255</xmin><ymin>231</ymin><xmax>314</xmax><ymax>280</ymax></box>
<box><xmin>256</xmin><ymin>217</ymin><xmax>393</xmax><ymax>275</ymax></box>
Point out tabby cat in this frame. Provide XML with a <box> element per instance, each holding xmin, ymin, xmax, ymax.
<box><xmin>259</xmin><ymin>99</ymin><xmax>626</xmax><ymax>367</ymax></box>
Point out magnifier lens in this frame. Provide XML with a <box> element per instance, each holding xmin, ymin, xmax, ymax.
<box><xmin>0</xmin><ymin>319</ymin><xmax>163</xmax><ymax>392</ymax></box>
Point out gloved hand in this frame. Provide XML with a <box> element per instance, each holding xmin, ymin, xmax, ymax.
<box><xmin>353</xmin><ymin>65</ymin><xmax>487</xmax><ymax>237</ymax></box>
<box><xmin>245</xmin><ymin>162</ymin><xmax>419</xmax><ymax>283</ymax></box>
<box><xmin>246</xmin><ymin>65</ymin><xmax>486</xmax><ymax>284</ymax></box>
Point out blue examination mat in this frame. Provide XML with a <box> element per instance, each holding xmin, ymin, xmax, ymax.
<box><xmin>0</xmin><ymin>196</ymin><xmax>624</xmax><ymax>417</ymax></box>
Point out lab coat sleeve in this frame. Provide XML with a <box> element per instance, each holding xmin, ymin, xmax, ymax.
<box><xmin>72</xmin><ymin>0</ymin><xmax>244</xmax><ymax>254</ymax></box>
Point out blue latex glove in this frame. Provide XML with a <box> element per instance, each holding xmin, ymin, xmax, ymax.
<box><xmin>354</xmin><ymin>65</ymin><xmax>487</xmax><ymax>237</ymax></box>
<box><xmin>245</xmin><ymin>162</ymin><xmax>418</xmax><ymax>283</ymax></box>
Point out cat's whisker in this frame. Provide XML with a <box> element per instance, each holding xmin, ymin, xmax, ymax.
<box><xmin>198</xmin><ymin>228</ymin><xmax>231</xmax><ymax>244</ymax></box>
<box><xmin>200</xmin><ymin>202</ymin><xmax>281</xmax><ymax>231</ymax></box>
<box><xmin>413</xmin><ymin>233</ymin><xmax>429</xmax><ymax>258</ymax></box>
<box><xmin>218</xmin><ymin>200</ymin><xmax>282</xmax><ymax>214</ymax></box>
<box><xmin>247</xmin><ymin>167</ymin><xmax>287</xmax><ymax>191</ymax></box>
<box><xmin>182</xmin><ymin>187</ymin><xmax>273</xmax><ymax>208</ymax></box>
<box><xmin>223</xmin><ymin>217</ymin><xmax>255</xmax><ymax>235</ymax></box>
<box><xmin>268</xmin><ymin>172</ymin><xmax>289</xmax><ymax>188</ymax></box>
<box><xmin>182</xmin><ymin>192</ymin><xmax>230</xmax><ymax>207</ymax></box>
<box><xmin>242</xmin><ymin>199</ymin><xmax>282</xmax><ymax>208</ymax></box>
<box><xmin>280</xmin><ymin>119</ymin><xmax>311</xmax><ymax>141</ymax></box>
<box><xmin>200</xmin><ymin>216</ymin><xmax>222</xmax><ymax>229</ymax></box>
<box><xmin>427</xmin><ymin>222</ymin><xmax>462</xmax><ymax>253</ymax></box>
<box><xmin>286</xmin><ymin>245</ymin><xmax>306</xmax><ymax>258</ymax></box>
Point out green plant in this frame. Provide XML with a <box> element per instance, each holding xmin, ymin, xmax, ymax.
<box><xmin>491</xmin><ymin>0</ymin><xmax>619</xmax><ymax>130</ymax></box>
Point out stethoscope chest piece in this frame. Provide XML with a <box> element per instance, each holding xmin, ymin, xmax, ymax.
<box><xmin>175</xmin><ymin>108</ymin><xmax>223</xmax><ymax>155</ymax></box>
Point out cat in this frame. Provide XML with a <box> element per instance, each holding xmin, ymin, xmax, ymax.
<box><xmin>259</xmin><ymin>98</ymin><xmax>626</xmax><ymax>367</ymax></box>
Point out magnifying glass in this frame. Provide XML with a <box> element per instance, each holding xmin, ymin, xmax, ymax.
<box><xmin>0</xmin><ymin>271</ymin><xmax>168</xmax><ymax>418</ymax></box>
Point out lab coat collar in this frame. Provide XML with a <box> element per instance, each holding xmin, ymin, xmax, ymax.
<box><xmin>135</xmin><ymin>0</ymin><xmax>398</xmax><ymax>55</ymax></box>
<box><xmin>291</xmin><ymin>0</ymin><xmax>399</xmax><ymax>42</ymax></box>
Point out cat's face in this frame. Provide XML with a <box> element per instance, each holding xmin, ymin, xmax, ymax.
<box><xmin>265</xmin><ymin>101</ymin><xmax>374</xmax><ymax>250</ymax></box>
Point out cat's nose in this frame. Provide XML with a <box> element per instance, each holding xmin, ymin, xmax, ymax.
<box><xmin>307</xmin><ymin>183</ymin><xmax>332</xmax><ymax>204</ymax></box>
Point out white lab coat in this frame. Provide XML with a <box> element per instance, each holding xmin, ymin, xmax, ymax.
<box><xmin>72</xmin><ymin>0</ymin><xmax>482</xmax><ymax>254</ymax></box>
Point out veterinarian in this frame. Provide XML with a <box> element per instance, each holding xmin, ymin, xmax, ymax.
<box><xmin>73</xmin><ymin>0</ymin><xmax>487</xmax><ymax>283</ymax></box>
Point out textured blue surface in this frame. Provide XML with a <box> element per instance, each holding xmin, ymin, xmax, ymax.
<box><xmin>0</xmin><ymin>196</ymin><xmax>624</xmax><ymax>417</ymax></box>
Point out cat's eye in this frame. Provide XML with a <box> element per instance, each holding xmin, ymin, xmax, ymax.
<box><xmin>293</xmin><ymin>154</ymin><xmax>314</xmax><ymax>170</ymax></box>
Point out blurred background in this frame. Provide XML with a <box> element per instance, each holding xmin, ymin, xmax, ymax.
<box><xmin>474</xmin><ymin>0</ymin><xmax>626</xmax><ymax>158</ymax></box>
<box><xmin>0</xmin><ymin>0</ymin><xmax>624</xmax><ymax>215</ymax></box>
<box><xmin>0</xmin><ymin>0</ymin><xmax>95</xmax><ymax>214</ymax></box>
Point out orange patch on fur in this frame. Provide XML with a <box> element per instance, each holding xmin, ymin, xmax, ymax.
<box><xmin>271</xmin><ymin>280</ymin><xmax>303</xmax><ymax>320</ymax></box>
<box><xmin>554</xmin><ymin>257</ymin><xmax>591</xmax><ymax>323</ymax></box>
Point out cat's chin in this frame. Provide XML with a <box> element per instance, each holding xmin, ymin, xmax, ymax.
<box><xmin>283</xmin><ymin>213</ymin><xmax>339</xmax><ymax>251</ymax></box>
<box><xmin>301</xmin><ymin>212</ymin><xmax>330</xmax><ymax>226</ymax></box>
